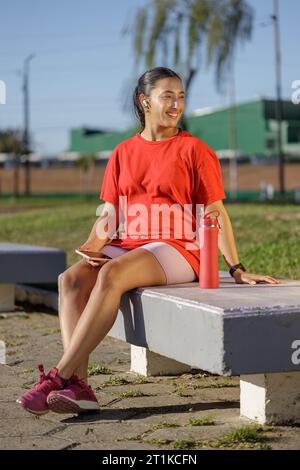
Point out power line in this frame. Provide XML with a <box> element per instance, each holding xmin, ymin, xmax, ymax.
<box><xmin>32</xmin><ymin>123</ymin><xmax>130</xmax><ymax>131</ymax></box>
<box><xmin>0</xmin><ymin>41</ymin><xmax>127</xmax><ymax>58</ymax></box>
<box><xmin>3</xmin><ymin>102</ymin><xmax>125</xmax><ymax>111</ymax></box>
<box><xmin>0</xmin><ymin>30</ymin><xmax>123</xmax><ymax>40</ymax></box>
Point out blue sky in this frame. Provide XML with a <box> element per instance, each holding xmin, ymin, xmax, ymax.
<box><xmin>0</xmin><ymin>0</ymin><xmax>299</xmax><ymax>155</ymax></box>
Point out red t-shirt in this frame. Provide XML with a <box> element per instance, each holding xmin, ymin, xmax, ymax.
<box><xmin>99</xmin><ymin>130</ymin><xmax>226</xmax><ymax>277</ymax></box>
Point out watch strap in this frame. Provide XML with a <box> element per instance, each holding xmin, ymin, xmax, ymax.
<box><xmin>229</xmin><ymin>263</ymin><xmax>246</xmax><ymax>277</ymax></box>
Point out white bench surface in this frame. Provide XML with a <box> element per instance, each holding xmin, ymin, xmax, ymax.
<box><xmin>109</xmin><ymin>271</ymin><xmax>300</xmax><ymax>376</ymax></box>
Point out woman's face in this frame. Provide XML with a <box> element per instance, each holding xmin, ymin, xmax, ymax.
<box><xmin>141</xmin><ymin>77</ymin><xmax>185</xmax><ymax>129</ymax></box>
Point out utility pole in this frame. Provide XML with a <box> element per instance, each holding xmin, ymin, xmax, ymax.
<box><xmin>23</xmin><ymin>53</ymin><xmax>35</xmax><ymax>196</ymax></box>
<box><xmin>272</xmin><ymin>0</ymin><xmax>285</xmax><ymax>194</ymax></box>
<box><xmin>229</xmin><ymin>65</ymin><xmax>238</xmax><ymax>201</ymax></box>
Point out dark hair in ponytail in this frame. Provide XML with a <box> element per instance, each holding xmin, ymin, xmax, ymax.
<box><xmin>133</xmin><ymin>67</ymin><xmax>183</xmax><ymax>131</ymax></box>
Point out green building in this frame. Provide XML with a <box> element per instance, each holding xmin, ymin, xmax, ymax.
<box><xmin>67</xmin><ymin>98</ymin><xmax>300</xmax><ymax>160</ymax></box>
<box><xmin>187</xmin><ymin>98</ymin><xmax>300</xmax><ymax>159</ymax></box>
<box><xmin>68</xmin><ymin>127</ymin><xmax>136</xmax><ymax>157</ymax></box>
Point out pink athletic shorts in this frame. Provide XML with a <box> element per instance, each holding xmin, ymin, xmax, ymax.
<box><xmin>101</xmin><ymin>241</ymin><xmax>197</xmax><ymax>285</ymax></box>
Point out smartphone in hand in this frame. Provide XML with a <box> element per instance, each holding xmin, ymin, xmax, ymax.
<box><xmin>75</xmin><ymin>249</ymin><xmax>110</xmax><ymax>262</ymax></box>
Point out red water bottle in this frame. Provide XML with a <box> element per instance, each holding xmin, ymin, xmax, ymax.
<box><xmin>198</xmin><ymin>210</ymin><xmax>220</xmax><ymax>288</ymax></box>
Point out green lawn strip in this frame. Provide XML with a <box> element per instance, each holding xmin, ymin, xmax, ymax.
<box><xmin>0</xmin><ymin>200</ymin><xmax>299</xmax><ymax>278</ymax></box>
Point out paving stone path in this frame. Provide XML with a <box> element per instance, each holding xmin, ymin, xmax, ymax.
<box><xmin>0</xmin><ymin>305</ymin><xmax>299</xmax><ymax>450</ymax></box>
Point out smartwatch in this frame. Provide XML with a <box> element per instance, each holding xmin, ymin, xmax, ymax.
<box><xmin>229</xmin><ymin>263</ymin><xmax>246</xmax><ymax>277</ymax></box>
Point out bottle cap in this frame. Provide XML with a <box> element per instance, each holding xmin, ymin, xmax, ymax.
<box><xmin>200</xmin><ymin>210</ymin><xmax>221</xmax><ymax>228</ymax></box>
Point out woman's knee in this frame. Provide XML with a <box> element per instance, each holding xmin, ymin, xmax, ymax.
<box><xmin>95</xmin><ymin>262</ymin><xmax>120</xmax><ymax>291</ymax></box>
<box><xmin>59</xmin><ymin>263</ymin><xmax>90</xmax><ymax>293</ymax></box>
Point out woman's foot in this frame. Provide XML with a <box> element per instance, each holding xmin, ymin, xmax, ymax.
<box><xmin>16</xmin><ymin>364</ymin><xmax>67</xmax><ymax>415</ymax></box>
<box><xmin>47</xmin><ymin>375</ymin><xmax>99</xmax><ymax>414</ymax></box>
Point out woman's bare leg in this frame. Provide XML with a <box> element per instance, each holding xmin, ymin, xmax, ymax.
<box><xmin>58</xmin><ymin>258</ymin><xmax>109</xmax><ymax>380</ymax></box>
<box><xmin>55</xmin><ymin>248</ymin><xmax>167</xmax><ymax>379</ymax></box>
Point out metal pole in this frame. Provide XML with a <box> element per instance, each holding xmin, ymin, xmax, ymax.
<box><xmin>23</xmin><ymin>53</ymin><xmax>35</xmax><ymax>196</ymax></box>
<box><xmin>13</xmin><ymin>153</ymin><xmax>20</xmax><ymax>198</ymax></box>
<box><xmin>229</xmin><ymin>65</ymin><xmax>238</xmax><ymax>201</ymax></box>
<box><xmin>272</xmin><ymin>0</ymin><xmax>285</xmax><ymax>194</ymax></box>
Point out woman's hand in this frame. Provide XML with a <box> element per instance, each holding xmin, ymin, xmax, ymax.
<box><xmin>86</xmin><ymin>257</ymin><xmax>110</xmax><ymax>268</ymax></box>
<box><xmin>233</xmin><ymin>270</ymin><xmax>281</xmax><ymax>285</ymax></box>
<box><xmin>78</xmin><ymin>241</ymin><xmax>105</xmax><ymax>252</ymax></box>
<box><xmin>77</xmin><ymin>241</ymin><xmax>110</xmax><ymax>268</ymax></box>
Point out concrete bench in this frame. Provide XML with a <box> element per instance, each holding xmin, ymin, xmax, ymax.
<box><xmin>109</xmin><ymin>271</ymin><xmax>300</xmax><ymax>425</ymax></box>
<box><xmin>0</xmin><ymin>242</ymin><xmax>66</xmax><ymax>312</ymax></box>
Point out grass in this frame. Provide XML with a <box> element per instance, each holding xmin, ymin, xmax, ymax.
<box><xmin>22</xmin><ymin>368</ymin><xmax>34</xmax><ymax>374</ymax></box>
<box><xmin>41</xmin><ymin>327</ymin><xmax>61</xmax><ymax>336</ymax></box>
<box><xmin>87</xmin><ymin>363</ymin><xmax>112</xmax><ymax>376</ymax></box>
<box><xmin>172</xmin><ymin>378</ymin><xmax>237</xmax><ymax>396</ymax></box>
<box><xmin>0</xmin><ymin>198</ymin><xmax>299</xmax><ymax>278</ymax></box>
<box><xmin>21</xmin><ymin>382</ymin><xmax>34</xmax><ymax>390</ymax></box>
<box><xmin>145</xmin><ymin>438</ymin><xmax>195</xmax><ymax>450</ymax></box>
<box><xmin>169</xmin><ymin>440</ymin><xmax>196</xmax><ymax>450</ymax></box>
<box><xmin>1</xmin><ymin>333</ymin><xmax>27</xmax><ymax>347</ymax></box>
<box><xmin>188</xmin><ymin>416</ymin><xmax>215</xmax><ymax>426</ymax></box>
<box><xmin>173</xmin><ymin>383</ymin><xmax>194</xmax><ymax>397</ymax></box>
<box><xmin>193</xmin><ymin>378</ymin><xmax>239</xmax><ymax>389</ymax></box>
<box><xmin>116</xmin><ymin>389</ymin><xmax>147</xmax><ymax>399</ymax></box>
<box><xmin>102</xmin><ymin>376</ymin><xmax>130</xmax><ymax>387</ymax></box>
<box><xmin>0</xmin><ymin>197</ymin><xmax>101</xmax><ymax>267</ymax></box>
<box><xmin>145</xmin><ymin>425</ymin><xmax>271</xmax><ymax>450</ymax></box>
<box><xmin>147</xmin><ymin>438</ymin><xmax>171</xmax><ymax>447</ymax></box>
<box><xmin>149</xmin><ymin>422</ymin><xmax>181</xmax><ymax>431</ymax></box>
<box><xmin>129</xmin><ymin>375</ymin><xmax>151</xmax><ymax>385</ymax></box>
<box><xmin>224</xmin><ymin>203</ymin><xmax>300</xmax><ymax>279</ymax></box>
<box><xmin>205</xmin><ymin>425</ymin><xmax>272</xmax><ymax>450</ymax></box>
<box><xmin>101</xmin><ymin>374</ymin><xmax>151</xmax><ymax>387</ymax></box>
<box><xmin>146</xmin><ymin>438</ymin><xmax>196</xmax><ymax>449</ymax></box>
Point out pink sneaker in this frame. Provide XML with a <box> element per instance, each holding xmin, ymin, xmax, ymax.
<box><xmin>16</xmin><ymin>364</ymin><xmax>67</xmax><ymax>415</ymax></box>
<box><xmin>47</xmin><ymin>375</ymin><xmax>99</xmax><ymax>414</ymax></box>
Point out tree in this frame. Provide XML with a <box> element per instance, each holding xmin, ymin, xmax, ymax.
<box><xmin>123</xmin><ymin>0</ymin><xmax>253</xmax><ymax>128</ymax></box>
<box><xmin>0</xmin><ymin>129</ymin><xmax>23</xmax><ymax>197</ymax></box>
<box><xmin>75</xmin><ymin>153</ymin><xmax>97</xmax><ymax>197</ymax></box>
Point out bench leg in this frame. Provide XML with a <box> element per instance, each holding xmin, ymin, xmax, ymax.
<box><xmin>130</xmin><ymin>345</ymin><xmax>192</xmax><ymax>376</ymax></box>
<box><xmin>240</xmin><ymin>372</ymin><xmax>300</xmax><ymax>424</ymax></box>
<box><xmin>0</xmin><ymin>284</ymin><xmax>15</xmax><ymax>312</ymax></box>
<box><xmin>0</xmin><ymin>341</ymin><xmax>6</xmax><ymax>365</ymax></box>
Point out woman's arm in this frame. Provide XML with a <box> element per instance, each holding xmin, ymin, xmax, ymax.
<box><xmin>79</xmin><ymin>201</ymin><xmax>120</xmax><ymax>252</ymax></box>
<box><xmin>205</xmin><ymin>200</ymin><xmax>280</xmax><ymax>285</ymax></box>
<box><xmin>205</xmin><ymin>200</ymin><xmax>240</xmax><ymax>269</ymax></box>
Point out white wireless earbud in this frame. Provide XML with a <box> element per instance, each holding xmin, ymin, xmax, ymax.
<box><xmin>143</xmin><ymin>100</ymin><xmax>148</xmax><ymax>108</ymax></box>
